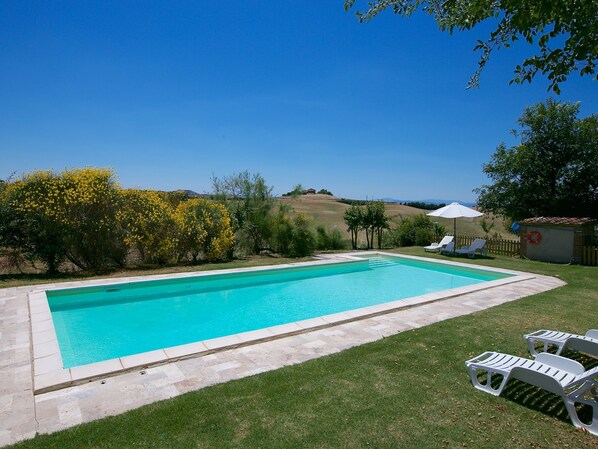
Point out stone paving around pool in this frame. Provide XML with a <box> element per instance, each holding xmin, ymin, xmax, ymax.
<box><xmin>0</xmin><ymin>257</ymin><xmax>565</xmax><ymax>447</ymax></box>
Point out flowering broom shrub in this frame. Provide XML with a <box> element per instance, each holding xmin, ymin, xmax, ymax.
<box><xmin>118</xmin><ymin>189</ymin><xmax>176</xmax><ymax>264</ymax></box>
<box><xmin>173</xmin><ymin>198</ymin><xmax>234</xmax><ymax>263</ymax></box>
<box><xmin>3</xmin><ymin>168</ymin><xmax>124</xmax><ymax>271</ymax></box>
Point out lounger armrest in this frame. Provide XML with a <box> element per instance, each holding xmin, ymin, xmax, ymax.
<box><xmin>535</xmin><ymin>353</ymin><xmax>585</xmax><ymax>375</ymax></box>
<box><xmin>524</xmin><ymin>329</ymin><xmax>550</xmax><ymax>339</ymax></box>
<box><xmin>586</xmin><ymin>329</ymin><xmax>598</xmax><ymax>339</ymax></box>
<box><xmin>464</xmin><ymin>351</ymin><xmax>495</xmax><ymax>366</ymax></box>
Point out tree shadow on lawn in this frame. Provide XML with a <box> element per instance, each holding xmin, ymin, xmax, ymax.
<box><xmin>489</xmin><ymin>351</ymin><xmax>597</xmax><ymax>426</ymax></box>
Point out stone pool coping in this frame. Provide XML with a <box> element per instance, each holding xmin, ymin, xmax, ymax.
<box><xmin>30</xmin><ymin>252</ymin><xmax>533</xmax><ymax>394</ymax></box>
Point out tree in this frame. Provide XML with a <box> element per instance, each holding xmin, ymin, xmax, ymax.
<box><xmin>475</xmin><ymin>99</ymin><xmax>598</xmax><ymax>221</ymax></box>
<box><xmin>384</xmin><ymin>213</ymin><xmax>437</xmax><ymax>247</ymax></box>
<box><xmin>290</xmin><ymin>213</ymin><xmax>316</xmax><ymax>257</ymax></box>
<box><xmin>359</xmin><ymin>201</ymin><xmax>390</xmax><ymax>249</ymax></box>
<box><xmin>317</xmin><ymin>188</ymin><xmax>333</xmax><ymax>196</ymax></box>
<box><xmin>479</xmin><ymin>217</ymin><xmax>496</xmax><ymax>239</ymax></box>
<box><xmin>290</xmin><ymin>184</ymin><xmax>304</xmax><ymax>198</ymax></box>
<box><xmin>271</xmin><ymin>204</ymin><xmax>294</xmax><ymax>254</ymax></box>
<box><xmin>212</xmin><ymin>171</ymin><xmax>274</xmax><ymax>254</ymax></box>
<box><xmin>369</xmin><ymin>201</ymin><xmax>390</xmax><ymax>249</ymax></box>
<box><xmin>344</xmin><ymin>204</ymin><xmax>364</xmax><ymax>249</ymax></box>
<box><xmin>344</xmin><ymin>0</ymin><xmax>598</xmax><ymax>93</ymax></box>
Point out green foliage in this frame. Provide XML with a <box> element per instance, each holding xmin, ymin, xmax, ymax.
<box><xmin>479</xmin><ymin>217</ymin><xmax>496</xmax><ymax>238</ymax></box>
<box><xmin>290</xmin><ymin>213</ymin><xmax>316</xmax><ymax>257</ymax></box>
<box><xmin>343</xmin><ymin>201</ymin><xmax>390</xmax><ymax>249</ymax></box>
<box><xmin>344</xmin><ymin>0</ymin><xmax>598</xmax><ymax>92</ymax></box>
<box><xmin>343</xmin><ymin>204</ymin><xmax>364</xmax><ymax>249</ymax></box>
<box><xmin>282</xmin><ymin>186</ymin><xmax>333</xmax><ymax>197</ymax></box>
<box><xmin>315</xmin><ymin>225</ymin><xmax>346</xmax><ymax>251</ymax></box>
<box><xmin>317</xmin><ymin>188</ymin><xmax>333</xmax><ymax>196</ymax></box>
<box><xmin>476</xmin><ymin>99</ymin><xmax>598</xmax><ymax>221</ymax></box>
<box><xmin>363</xmin><ymin>201</ymin><xmax>389</xmax><ymax>249</ymax></box>
<box><xmin>271</xmin><ymin>205</ymin><xmax>294</xmax><ymax>255</ymax></box>
<box><xmin>401</xmin><ymin>201</ymin><xmax>446</xmax><ymax>210</ymax></box>
<box><xmin>384</xmin><ymin>213</ymin><xmax>436</xmax><ymax>247</ymax></box>
<box><xmin>212</xmin><ymin>171</ymin><xmax>274</xmax><ymax>254</ymax></box>
<box><xmin>290</xmin><ymin>184</ymin><xmax>304</xmax><ymax>198</ymax></box>
<box><xmin>337</xmin><ymin>198</ymin><xmax>368</xmax><ymax>206</ymax></box>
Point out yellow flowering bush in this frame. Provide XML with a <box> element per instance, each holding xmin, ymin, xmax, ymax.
<box><xmin>4</xmin><ymin>168</ymin><xmax>124</xmax><ymax>271</ymax></box>
<box><xmin>174</xmin><ymin>198</ymin><xmax>234</xmax><ymax>262</ymax></box>
<box><xmin>118</xmin><ymin>190</ymin><xmax>176</xmax><ymax>264</ymax></box>
<box><xmin>1</xmin><ymin>167</ymin><xmax>237</xmax><ymax>273</ymax></box>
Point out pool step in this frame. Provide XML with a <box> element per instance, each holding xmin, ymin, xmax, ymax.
<box><xmin>368</xmin><ymin>257</ymin><xmax>397</xmax><ymax>269</ymax></box>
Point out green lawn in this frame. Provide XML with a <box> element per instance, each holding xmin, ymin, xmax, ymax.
<box><xmin>10</xmin><ymin>249</ymin><xmax>598</xmax><ymax>449</ymax></box>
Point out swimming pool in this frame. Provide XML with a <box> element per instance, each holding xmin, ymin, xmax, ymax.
<box><xmin>46</xmin><ymin>255</ymin><xmax>512</xmax><ymax>368</ymax></box>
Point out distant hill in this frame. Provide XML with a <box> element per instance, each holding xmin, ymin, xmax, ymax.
<box><xmin>382</xmin><ymin>198</ymin><xmax>477</xmax><ymax>207</ymax></box>
<box><xmin>170</xmin><ymin>189</ymin><xmax>203</xmax><ymax>198</ymax></box>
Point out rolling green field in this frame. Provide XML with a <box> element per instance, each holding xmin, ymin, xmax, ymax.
<box><xmin>9</xmin><ymin>249</ymin><xmax>598</xmax><ymax>449</ymax></box>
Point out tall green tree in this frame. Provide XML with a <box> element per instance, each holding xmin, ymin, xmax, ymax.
<box><xmin>212</xmin><ymin>171</ymin><xmax>274</xmax><ymax>254</ymax></box>
<box><xmin>344</xmin><ymin>0</ymin><xmax>597</xmax><ymax>93</ymax></box>
<box><xmin>343</xmin><ymin>204</ymin><xmax>364</xmax><ymax>249</ymax></box>
<box><xmin>368</xmin><ymin>201</ymin><xmax>390</xmax><ymax>249</ymax></box>
<box><xmin>475</xmin><ymin>99</ymin><xmax>598</xmax><ymax>221</ymax></box>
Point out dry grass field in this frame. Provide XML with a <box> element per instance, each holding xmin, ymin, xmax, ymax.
<box><xmin>278</xmin><ymin>194</ymin><xmax>512</xmax><ymax>242</ymax></box>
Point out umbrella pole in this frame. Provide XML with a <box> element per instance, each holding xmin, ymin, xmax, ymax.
<box><xmin>453</xmin><ymin>217</ymin><xmax>456</xmax><ymax>253</ymax></box>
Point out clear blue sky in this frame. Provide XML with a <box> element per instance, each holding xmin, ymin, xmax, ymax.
<box><xmin>1</xmin><ymin>1</ymin><xmax>596</xmax><ymax>202</ymax></box>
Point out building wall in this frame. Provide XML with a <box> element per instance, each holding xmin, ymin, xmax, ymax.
<box><xmin>522</xmin><ymin>225</ymin><xmax>576</xmax><ymax>263</ymax></box>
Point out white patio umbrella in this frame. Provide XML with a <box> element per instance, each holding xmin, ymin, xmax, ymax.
<box><xmin>427</xmin><ymin>202</ymin><xmax>483</xmax><ymax>252</ymax></box>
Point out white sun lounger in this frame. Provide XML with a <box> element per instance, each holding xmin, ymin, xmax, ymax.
<box><xmin>465</xmin><ymin>351</ymin><xmax>598</xmax><ymax>435</ymax></box>
<box><xmin>455</xmin><ymin>238</ymin><xmax>487</xmax><ymax>258</ymax></box>
<box><xmin>440</xmin><ymin>242</ymin><xmax>455</xmax><ymax>255</ymax></box>
<box><xmin>424</xmin><ymin>235</ymin><xmax>454</xmax><ymax>252</ymax></box>
<box><xmin>525</xmin><ymin>329</ymin><xmax>598</xmax><ymax>357</ymax></box>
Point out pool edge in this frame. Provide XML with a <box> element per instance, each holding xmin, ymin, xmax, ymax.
<box><xmin>30</xmin><ymin>253</ymin><xmax>534</xmax><ymax>394</ymax></box>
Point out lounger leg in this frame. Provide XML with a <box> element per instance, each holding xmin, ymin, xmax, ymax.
<box><xmin>526</xmin><ymin>338</ymin><xmax>561</xmax><ymax>357</ymax></box>
<box><xmin>564</xmin><ymin>397</ymin><xmax>598</xmax><ymax>436</ymax></box>
<box><xmin>526</xmin><ymin>338</ymin><xmax>540</xmax><ymax>356</ymax></box>
<box><xmin>467</xmin><ymin>366</ymin><xmax>509</xmax><ymax>396</ymax></box>
<box><xmin>554</xmin><ymin>342</ymin><xmax>565</xmax><ymax>356</ymax></box>
<box><xmin>564</xmin><ymin>382</ymin><xmax>598</xmax><ymax>436</ymax></box>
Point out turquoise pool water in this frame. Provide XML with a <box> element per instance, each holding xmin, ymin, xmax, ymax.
<box><xmin>47</xmin><ymin>256</ymin><xmax>511</xmax><ymax>367</ymax></box>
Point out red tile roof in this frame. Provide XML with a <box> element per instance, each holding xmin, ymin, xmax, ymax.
<box><xmin>520</xmin><ymin>217</ymin><xmax>597</xmax><ymax>226</ymax></box>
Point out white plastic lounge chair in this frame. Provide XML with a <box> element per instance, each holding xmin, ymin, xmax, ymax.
<box><xmin>525</xmin><ymin>329</ymin><xmax>598</xmax><ymax>357</ymax></box>
<box><xmin>424</xmin><ymin>235</ymin><xmax>454</xmax><ymax>252</ymax></box>
<box><xmin>440</xmin><ymin>242</ymin><xmax>455</xmax><ymax>255</ymax></box>
<box><xmin>465</xmin><ymin>351</ymin><xmax>598</xmax><ymax>435</ymax></box>
<box><xmin>455</xmin><ymin>238</ymin><xmax>487</xmax><ymax>258</ymax></box>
